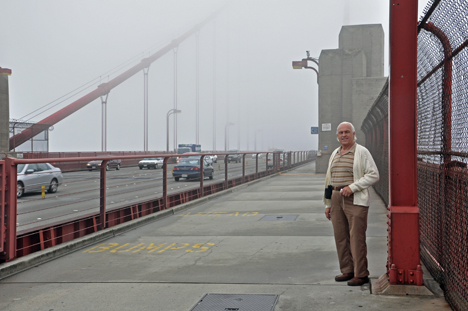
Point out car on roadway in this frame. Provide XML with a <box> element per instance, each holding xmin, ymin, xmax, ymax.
<box><xmin>207</xmin><ymin>154</ymin><xmax>218</xmax><ymax>163</ymax></box>
<box><xmin>227</xmin><ymin>150</ymin><xmax>242</xmax><ymax>163</ymax></box>
<box><xmin>17</xmin><ymin>163</ymin><xmax>64</xmax><ymax>198</ymax></box>
<box><xmin>251</xmin><ymin>153</ymin><xmax>263</xmax><ymax>159</ymax></box>
<box><xmin>86</xmin><ymin>155</ymin><xmax>121</xmax><ymax>171</ymax></box>
<box><xmin>172</xmin><ymin>157</ymin><xmax>214</xmax><ymax>181</ymax></box>
<box><xmin>176</xmin><ymin>152</ymin><xmax>201</xmax><ymax>163</ymax></box>
<box><xmin>192</xmin><ymin>155</ymin><xmax>213</xmax><ymax>165</ymax></box>
<box><xmin>138</xmin><ymin>157</ymin><xmax>164</xmax><ymax>169</ymax></box>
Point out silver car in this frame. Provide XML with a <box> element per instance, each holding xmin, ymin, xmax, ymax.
<box><xmin>138</xmin><ymin>157</ymin><xmax>164</xmax><ymax>169</ymax></box>
<box><xmin>17</xmin><ymin>163</ymin><xmax>64</xmax><ymax>198</ymax></box>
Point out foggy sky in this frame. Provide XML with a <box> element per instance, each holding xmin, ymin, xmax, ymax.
<box><xmin>1</xmin><ymin>0</ymin><xmax>431</xmax><ymax>152</ymax></box>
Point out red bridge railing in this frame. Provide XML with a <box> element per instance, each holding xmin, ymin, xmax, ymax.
<box><xmin>0</xmin><ymin>151</ymin><xmax>314</xmax><ymax>264</ymax></box>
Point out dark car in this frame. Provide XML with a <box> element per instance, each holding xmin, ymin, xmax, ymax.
<box><xmin>172</xmin><ymin>157</ymin><xmax>214</xmax><ymax>181</ymax></box>
<box><xmin>227</xmin><ymin>150</ymin><xmax>242</xmax><ymax>163</ymax></box>
<box><xmin>86</xmin><ymin>155</ymin><xmax>121</xmax><ymax>171</ymax></box>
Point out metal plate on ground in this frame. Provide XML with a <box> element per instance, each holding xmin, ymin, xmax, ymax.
<box><xmin>259</xmin><ymin>215</ymin><xmax>299</xmax><ymax>221</ymax></box>
<box><xmin>190</xmin><ymin>294</ymin><xmax>279</xmax><ymax>311</ymax></box>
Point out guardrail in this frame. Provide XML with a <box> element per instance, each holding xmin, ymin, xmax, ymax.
<box><xmin>0</xmin><ymin>151</ymin><xmax>315</xmax><ymax>262</ymax></box>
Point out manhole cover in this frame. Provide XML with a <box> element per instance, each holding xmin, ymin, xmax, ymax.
<box><xmin>259</xmin><ymin>215</ymin><xmax>299</xmax><ymax>221</ymax></box>
<box><xmin>190</xmin><ymin>294</ymin><xmax>278</xmax><ymax>311</ymax></box>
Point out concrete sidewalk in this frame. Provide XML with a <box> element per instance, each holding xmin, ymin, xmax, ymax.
<box><xmin>0</xmin><ymin>162</ymin><xmax>449</xmax><ymax>310</ymax></box>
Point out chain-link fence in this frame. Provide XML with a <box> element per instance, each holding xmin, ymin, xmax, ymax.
<box><xmin>361</xmin><ymin>81</ymin><xmax>389</xmax><ymax>205</ymax></box>
<box><xmin>417</xmin><ymin>1</ymin><xmax>468</xmax><ymax>309</ymax></box>
<box><xmin>362</xmin><ymin>1</ymin><xmax>468</xmax><ymax>310</ymax></box>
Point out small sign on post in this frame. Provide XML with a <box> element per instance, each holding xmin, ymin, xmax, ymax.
<box><xmin>311</xmin><ymin>127</ymin><xmax>318</xmax><ymax>134</ymax></box>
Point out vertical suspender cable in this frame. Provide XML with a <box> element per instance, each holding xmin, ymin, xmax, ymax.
<box><xmin>237</xmin><ymin>91</ymin><xmax>240</xmax><ymax>150</ymax></box>
<box><xmin>173</xmin><ymin>47</ymin><xmax>178</xmax><ymax>152</ymax></box>
<box><xmin>143</xmin><ymin>67</ymin><xmax>150</xmax><ymax>151</ymax></box>
<box><xmin>196</xmin><ymin>32</ymin><xmax>200</xmax><ymax>145</ymax></box>
<box><xmin>213</xmin><ymin>20</ymin><xmax>217</xmax><ymax>151</ymax></box>
<box><xmin>9</xmin><ymin>6</ymin><xmax>226</xmax><ymax>151</ymax></box>
<box><xmin>101</xmin><ymin>93</ymin><xmax>109</xmax><ymax>152</ymax></box>
<box><xmin>226</xmin><ymin>12</ymin><xmax>230</xmax><ymax>151</ymax></box>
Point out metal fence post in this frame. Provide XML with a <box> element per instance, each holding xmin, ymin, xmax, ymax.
<box><xmin>388</xmin><ymin>0</ymin><xmax>422</xmax><ymax>285</ymax></box>
<box><xmin>255</xmin><ymin>153</ymin><xmax>259</xmax><ymax>178</ymax></box>
<box><xmin>199</xmin><ymin>155</ymin><xmax>205</xmax><ymax>197</ymax></box>
<box><xmin>1</xmin><ymin>158</ymin><xmax>18</xmax><ymax>262</ymax></box>
<box><xmin>163</xmin><ymin>157</ymin><xmax>169</xmax><ymax>209</ymax></box>
<box><xmin>242</xmin><ymin>154</ymin><xmax>246</xmax><ymax>182</ymax></box>
<box><xmin>99</xmin><ymin>160</ymin><xmax>108</xmax><ymax>230</ymax></box>
<box><xmin>0</xmin><ymin>160</ymin><xmax>4</xmax><ymax>254</ymax></box>
<box><xmin>224</xmin><ymin>154</ymin><xmax>229</xmax><ymax>189</ymax></box>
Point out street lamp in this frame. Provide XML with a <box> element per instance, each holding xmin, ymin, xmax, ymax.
<box><xmin>292</xmin><ymin>51</ymin><xmax>319</xmax><ymax>84</ymax></box>
<box><xmin>225</xmin><ymin>122</ymin><xmax>234</xmax><ymax>151</ymax></box>
<box><xmin>166</xmin><ymin>109</ymin><xmax>181</xmax><ymax>152</ymax></box>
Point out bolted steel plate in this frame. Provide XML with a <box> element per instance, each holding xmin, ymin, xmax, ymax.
<box><xmin>190</xmin><ymin>294</ymin><xmax>279</xmax><ymax>311</ymax></box>
<box><xmin>259</xmin><ymin>215</ymin><xmax>299</xmax><ymax>221</ymax></box>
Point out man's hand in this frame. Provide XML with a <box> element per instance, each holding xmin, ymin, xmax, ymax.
<box><xmin>325</xmin><ymin>207</ymin><xmax>331</xmax><ymax>220</ymax></box>
<box><xmin>340</xmin><ymin>186</ymin><xmax>353</xmax><ymax>197</ymax></box>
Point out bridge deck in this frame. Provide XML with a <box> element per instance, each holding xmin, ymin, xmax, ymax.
<box><xmin>0</xmin><ymin>162</ymin><xmax>448</xmax><ymax>310</ymax></box>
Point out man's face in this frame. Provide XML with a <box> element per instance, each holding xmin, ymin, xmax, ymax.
<box><xmin>337</xmin><ymin>124</ymin><xmax>355</xmax><ymax>148</ymax></box>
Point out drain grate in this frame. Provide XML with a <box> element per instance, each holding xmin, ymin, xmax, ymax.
<box><xmin>190</xmin><ymin>294</ymin><xmax>279</xmax><ymax>311</ymax></box>
<box><xmin>259</xmin><ymin>215</ymin><xmax>299</xmax><ymax>221</ymax></box>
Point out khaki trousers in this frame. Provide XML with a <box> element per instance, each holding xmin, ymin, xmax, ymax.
<box><xmin>330</xmin><ymin>190</ymin><xmax>369</xmax><ymax>278</ymax></box>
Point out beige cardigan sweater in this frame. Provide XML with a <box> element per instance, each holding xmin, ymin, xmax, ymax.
<box><xmin>323</xmin><ymin>143</ymin><xmax>380</xmax><ymax>208</ymax></box>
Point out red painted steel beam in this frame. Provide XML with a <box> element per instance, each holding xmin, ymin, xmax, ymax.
<box><xmin>9</xmin><ymin>7</ymin><xmax>224</xmax><ymax>151</ymax></box>
<box><xmin>388</xmin><ymin>0</ymin><xmax>422</xmax><ymax>285</ymax></box>
<box><xmin>0</xmin><ymin>160</ymin><xmax>5</xmax><ymax>253</ymax></box>
<box><xmin>1</xmin><ymin>158</ymin><xmax>18</xmax><ymax>261</ymax></box>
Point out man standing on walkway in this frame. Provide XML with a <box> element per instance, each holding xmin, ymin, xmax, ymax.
<box><xmin>323</xmin><ymin>121</ymin><xmax>379</xmax><ymax>286</ymax></box>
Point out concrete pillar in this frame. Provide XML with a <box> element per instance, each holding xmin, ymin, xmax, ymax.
<box><xmin>339</xmin><ymin>24</ymin><xmax>385</xmax><ymax>78</ymax></box>
<box><xmin>316</xmin><ymin>24</ymin><xmax>385</xmax><ymax>173</ymax></box>
<box><xmin>0</xmin><ymin>67</ymin><xmax>12</xmax><ymax>154</ymax></box>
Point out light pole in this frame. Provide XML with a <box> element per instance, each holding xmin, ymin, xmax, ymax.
<box><xmin>292</xmin><ymin>51</ymin><xmax>319</xmax><ymax>84</ymax></box>
<box><xmin>292</xmin><ymin>51</ymin><xmax>319</xmax><ymax>152</ymax></box>
<box><xmin>225</xmin><ymin>122</ymin><xmax>234</xmax><ymax>151</ymax></box>
<box><xmin>167</xmin><ymin>109</ymin><xmax>181</xmax><ymax>152</ymax></box>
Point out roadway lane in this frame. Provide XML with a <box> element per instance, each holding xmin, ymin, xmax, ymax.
<box><xmin>16</xmin><ymin>158</ymin><xmax>271</xmax><ymax>233</ymax></box>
